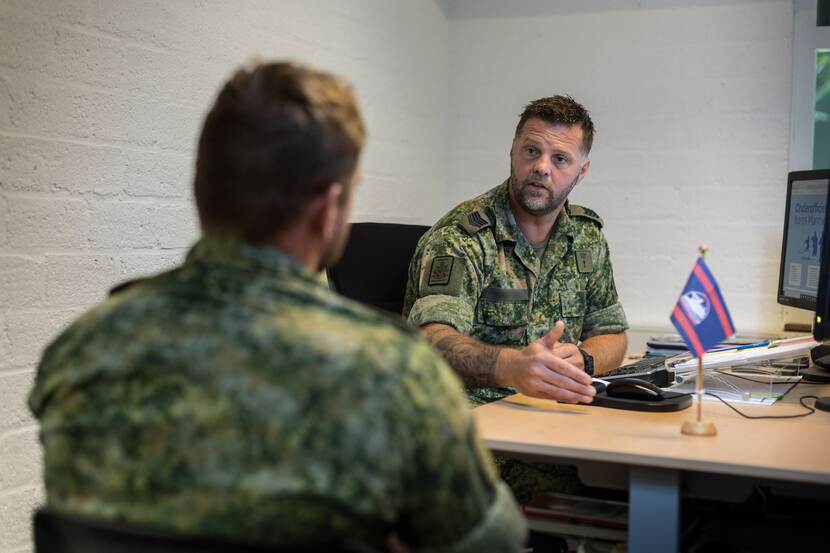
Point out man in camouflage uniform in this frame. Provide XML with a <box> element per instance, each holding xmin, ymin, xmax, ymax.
<box><xmin>403</xmin><ymin>95</ymin><xmax>628</xmax><ymax>503</ymax></box>
<box><xmin>29</xmin><ymin>62</ymin><xmax>526</xmax><ymax>551</ymax></box>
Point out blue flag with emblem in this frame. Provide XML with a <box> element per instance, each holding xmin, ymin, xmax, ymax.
<box><xmin>670</xmin><ymin>257</ymin><xmax>735</xmax><ymax>358</ymax></box>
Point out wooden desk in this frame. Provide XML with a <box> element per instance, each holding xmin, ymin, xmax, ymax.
<box><xmin>473</xmin><ymin>383</ymin><xmax>830</xmax><ymax>552</ymax></box>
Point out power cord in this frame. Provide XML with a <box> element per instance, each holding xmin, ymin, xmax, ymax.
<box><xmin>699</xmin><ymin>370</ymin><xmax>820</xmax><ymax>418</ymax></box>
<box><xmin>704</xmin><ymin>392</ymin><xmax>817</xmax><ymax>419</ymax></box>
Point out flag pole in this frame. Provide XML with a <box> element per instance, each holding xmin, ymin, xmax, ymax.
<box><xmin>681</xmin><ymin>244</ymin><xmax>718</xmax><ymax>437</ymax></box>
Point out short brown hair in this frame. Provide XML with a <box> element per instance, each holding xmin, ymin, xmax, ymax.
<box><xmin>515</xmin><ymin>95</ymin><xmax>595</xmax><ymax>155</ymax></box>
<box><xmin>194</xmin><ymin>62</ymin><xmax>366</xmax><ymax>243</ymax></box>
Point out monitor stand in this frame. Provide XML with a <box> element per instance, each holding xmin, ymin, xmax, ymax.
<box><xmin>805</xmin><ymin>344</ymin><xmax>830</xmax><ymax>412</ymax></box>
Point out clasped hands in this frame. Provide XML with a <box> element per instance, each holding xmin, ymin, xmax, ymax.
<box><xmin>494</xmin><ymin>320</ymin><xmax>595</xmax><ymax>403</ymax></box>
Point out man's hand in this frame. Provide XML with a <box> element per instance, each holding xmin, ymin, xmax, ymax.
<box><xmin>494</xmin><ymin>321</ymin><xmax>595</xmax><ymax>404</ymax></box>
<box><xmin>550</xmin><ymin>340</ymin><xmax>583</xmax><ymax>371</ymax></box>
<box><xmin>420</xmin><ymin>321</ymin><xmax>597</xmax><ymax>403</ymax></box>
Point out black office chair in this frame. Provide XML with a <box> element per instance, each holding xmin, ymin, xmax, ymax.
<box><xmin>327</xmin><ymin>222</ymin><xmax>429</xmax><ymax>316</ymax></box>
<box><xmin>33</xmin><ymin>508</ymin><xmax>375</xmax><ymax>553</ymax></box>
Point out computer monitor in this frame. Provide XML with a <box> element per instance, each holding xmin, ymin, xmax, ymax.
<box><xmin>778</xmin><ymin>170</ymin><xmax>830</xmax><ymax>310</ymax></box>
<box><xmin>778</xmin><ymin>170</ymin><xmax>830</xmax><ymax>392</ymax></box>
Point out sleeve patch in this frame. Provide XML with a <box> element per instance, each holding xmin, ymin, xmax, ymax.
<box><xmin>428</xmin><ymin>256</ymin><xmax>454</xmax><ymax>286</ymax></box>
<box><xmin>421</xmin><ymin>255</ymin><xmax>465</xmax><ymax>296</ymax></box>
<box><xmin>575</xmin><ymin>250</ymin><xmax>593</xmax><ymax>273</ymax></box>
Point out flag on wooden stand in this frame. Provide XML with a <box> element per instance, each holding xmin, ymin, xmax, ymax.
<box><xmin>670</xmin><ymin>257</ymin><xmax>735</xmax><ymax>358</ymax></box>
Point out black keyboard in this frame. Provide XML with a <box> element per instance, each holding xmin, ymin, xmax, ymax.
<box><xmin>603</xmin><ymin>355</ymin><xmax>673</xmax><ymax>387</ymax></box>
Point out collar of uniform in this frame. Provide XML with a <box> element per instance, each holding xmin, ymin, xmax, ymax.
<box><xmin>492</xmin><ymin>180</ymin><xmax>520</xmax><ymax>245</ymax></box>
<box><xmin>185</xmin><ymin>236</ymin><xmax>320</xmax><ymax>286</ymax></box>
<box><xmin>557</xmin><ymin>201</ymin><xmax>577</xmax><ymax>239</ymax></box>
<box><xmin>491</xmin><ymin>181</ymin><xmax>577</xmax><ymax>242</ymax></box>
<box><xmin>492</xmin><ymin>180</ymin><xmax>576</xmax><ymax>274</ymax></box>
<box><xmin>491</xmin><ymin>182</ymin><xmax>539</xmax><ymax>272</ymax></box>
<box><xmin>541</xmin><ymin>201</ymin><xmax>576</xmax><ymax>275</ymax></box>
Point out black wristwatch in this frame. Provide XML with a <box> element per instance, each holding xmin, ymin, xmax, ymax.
<box><xmin>578</xmin><ymin>348</ymin><xmax>594</xmax><ymax>376</ymax></box>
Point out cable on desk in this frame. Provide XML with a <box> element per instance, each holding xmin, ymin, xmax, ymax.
<box><xmin>704</xmin><ymin>392</ymin><xmax>818</xmax><ymax>419</ymax></box>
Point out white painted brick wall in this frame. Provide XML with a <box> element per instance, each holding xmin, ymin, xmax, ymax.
<box><xmin>446</xmin><ymin>0</ymin><xmax>797</xmax><ymax>335</ymax></box>
<box><xmin>0</xmin><ymin>0</ymin><xmax>806</xmax><ymax>550</ymax></box>
<box><xmin>0</xmin><ymin>1</ymin><xmax>448</xmax><ymax>550</ymax></box>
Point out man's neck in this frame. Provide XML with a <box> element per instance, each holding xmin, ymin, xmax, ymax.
<box><xmin>271</xmin><ymin>226</ymin><xmax>322</xmax><ymax>271</ymax></box>
<box><xmin>204</xmin><ymin>227</ymin><xmax>323</xmax><ymax>271</ymax></box>
<box><xmin>508</xmin><ymin>196</ymin><xmax>565</xmax><ymax>245</ymax></box>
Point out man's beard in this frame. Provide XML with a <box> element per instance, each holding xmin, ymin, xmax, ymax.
<box><xmin>510</xmin><ymin>170</ymin><xmax>580</xmax><ymax>216</ymax></box>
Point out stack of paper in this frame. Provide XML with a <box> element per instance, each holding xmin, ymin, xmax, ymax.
<box><xmin>670</xmin><ymin>335</ymin><xmax>818</xmax><ymax>373</ymax></box>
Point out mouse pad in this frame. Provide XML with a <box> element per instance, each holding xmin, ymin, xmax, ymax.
<box><xmin>591</xmin><ymin>391</ymin><xmax>692</xmax><ymax>412</ymax></box>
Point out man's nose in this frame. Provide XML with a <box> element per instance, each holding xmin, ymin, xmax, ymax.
<box><xmin>533</xmin><ymin>157</ymin><xmax>550</xmax><ymax>176</ymax></box>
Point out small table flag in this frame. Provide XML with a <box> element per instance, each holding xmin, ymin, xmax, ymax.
<box><xmin>670</xmin><ymin>257</ymin><xmax>735</xmax><ymax>358</ymax></box>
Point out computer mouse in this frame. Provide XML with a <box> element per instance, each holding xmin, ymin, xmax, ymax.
<box><xmin>605</xmin><ymin>378</ymin><xmax>664</xmax><ymax>401</ymax></box>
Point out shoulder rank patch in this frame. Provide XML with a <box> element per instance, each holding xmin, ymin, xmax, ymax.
<box><xmin>575</xmin><ymin>250</ymin><xmax>593</xmax><ymax>273</ymax></box>
<box><xmin>458</xmin><ymin>210</ymin><xmax>492</xmax><ymax>236</ymax></box>
<box><xmin>568</xmin><ymin>204</ymin><xmax>603</xmax><ymax>228</ymax></box>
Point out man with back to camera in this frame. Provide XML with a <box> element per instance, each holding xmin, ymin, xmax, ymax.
<box><xmin>403</xmin><ymin>95</ymin><xmax>629</xmax><ymax>502</ymax></box>
<box><xmin>28</xmin><ymin>61</ymin><xmax>526</xmax><ymax>551</ymax></box>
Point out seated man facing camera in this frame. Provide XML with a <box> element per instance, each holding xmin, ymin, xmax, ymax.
<box><xmin>28</xmin><ymin>62</ymin><xmax>525</xmax><ymax>551</ymax></box>
<box><xmin>404</xmin><ymin>95</ymin><xmax>628</xmax><ymax>503</ymax></box>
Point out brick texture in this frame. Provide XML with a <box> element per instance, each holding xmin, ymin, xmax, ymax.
<box><xmin>0</xmin><ymin>1</ymin><xmax>449</xmax><ymax>550</ymax></box>
<box><xmin>0</xmin><ymin>0</ymin><xmax>799</xmax><ymax>550</ymax></box>
<box><xmin>446</xmin><ymin>0</ymin><xmax>795</xmax><ymax>332</ymax></box>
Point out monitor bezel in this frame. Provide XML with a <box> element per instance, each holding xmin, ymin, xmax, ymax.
<box><xmin>813</xmin><ymin>169</ymin><xmax>830</xmax><ymax>341</ymax></box>
<box><xmin>777</xmin><ymin>169</ymin><xmax>830</xmax><ymax>311</ymax></box>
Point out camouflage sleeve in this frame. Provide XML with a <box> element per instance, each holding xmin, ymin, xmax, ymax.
<box><xmin>393</xmin><ymin>339</ymin><xmax>526</xmax><ymax>551</ymax></box>
<box><xmin>403</xmin><ymin>227</ymin><xmax>484</xmax><ymax>335</ymax></box>
<box><xmin>581</xmin><ymin>231</ymin><xmax>628</xmax><ymax>340</ymax></box>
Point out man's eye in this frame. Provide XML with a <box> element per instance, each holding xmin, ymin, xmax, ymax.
<box><xmin>525</xmin><ymin>147</ymin><xmax>537</xmax><ymax>156</ymax></box>
<box><xmin>553</xmin><ymin>155</ymin><xmax>568</xmax><ymax>164</ymax></box>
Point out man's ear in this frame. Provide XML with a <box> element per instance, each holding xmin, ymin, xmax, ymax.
<box><xmin>311</xmin><ymin>182</ymin><xmax>345</xmax><ymax>241</ymax></box>
<box><xmin>577</xmin><ymin>158</ymin><xmax>591</xmax><ymax>183</ymax></box>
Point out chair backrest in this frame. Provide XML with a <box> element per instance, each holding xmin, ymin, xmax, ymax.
<box><xmin>33</xmin><ymin>508</ymin><xmax>367</xmax><ymax>553</ymax></box>
<box><xmin>327</xmin><ymin>222</ymin><xmax>429</xmax><ymax>316</ymax></box>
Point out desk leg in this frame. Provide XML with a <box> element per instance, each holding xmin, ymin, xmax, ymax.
<box><xmin>629</xmin><ymin>466</ymin><xmax>680</xmax><ymax>553</ymax></box>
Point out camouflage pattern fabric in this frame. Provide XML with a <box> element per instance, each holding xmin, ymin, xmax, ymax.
<box><xmin>29</xmin><ymin>237</ymin><xmax>526</xmax><ymax>551</ymax></box>
<box><xmin>404</xmin><ymin>180</ymin><xmax>628</xmax><ymax>405</ymax></box>
<box><xmin>495</xmin><ymin>458</ymin><xmax>584</xmax><ymax>505</ymax></box>
<box><xmin>403</xmin><ymin>181</ymin><xmax>628</xmax><ymax>506</ymax></box>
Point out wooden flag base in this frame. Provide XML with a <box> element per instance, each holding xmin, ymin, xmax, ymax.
<box><xmin>676</xmin><ymin>245</ymin><xmax>728</xmax><ymax>439</ymax></box>
<box><xmin>681</xmin><ymin>420</ymin><xmax>717</xmax><ymax>436</ymax></box>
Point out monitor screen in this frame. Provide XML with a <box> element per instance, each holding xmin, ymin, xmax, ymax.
<box><xmin>778</xmin><ymin>170</ymin><xmax>830</xmax><ymax>310</ymax></box>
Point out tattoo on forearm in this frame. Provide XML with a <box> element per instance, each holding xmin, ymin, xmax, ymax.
<box><xmin>424</xmin><ymin>326</ymin><xmax>501</xmax><ymax>388</ymax></box>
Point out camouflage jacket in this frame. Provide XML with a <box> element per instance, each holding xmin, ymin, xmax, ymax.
<box><xmin>403</xmin><ymin>181</ymin><xmax>628</xmax><ymax>404</ymax></box>
<box><xmin>29</xmin><ymin>237</ymin><xmax>526</xmax><ymax>551</ymax></box>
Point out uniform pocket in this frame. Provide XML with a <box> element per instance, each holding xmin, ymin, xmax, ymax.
<box><xmin>479</xmin><ymin>287</ymin><xmax>530</xmax><ymax>326</ymax></box>
<box><xmin>476</xmin><ymin>287</ymin><xmax>530</xmax><ymax>346</ymax></box>
<box><xmin>559</xmin><ymin>290</ymin><xmax>587</xmax><ymax>318</ymax></box>
<box><xmin>479</xmin><ymin>299</ymin><xmax>529</xmax><ymax>326</ymax></box>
